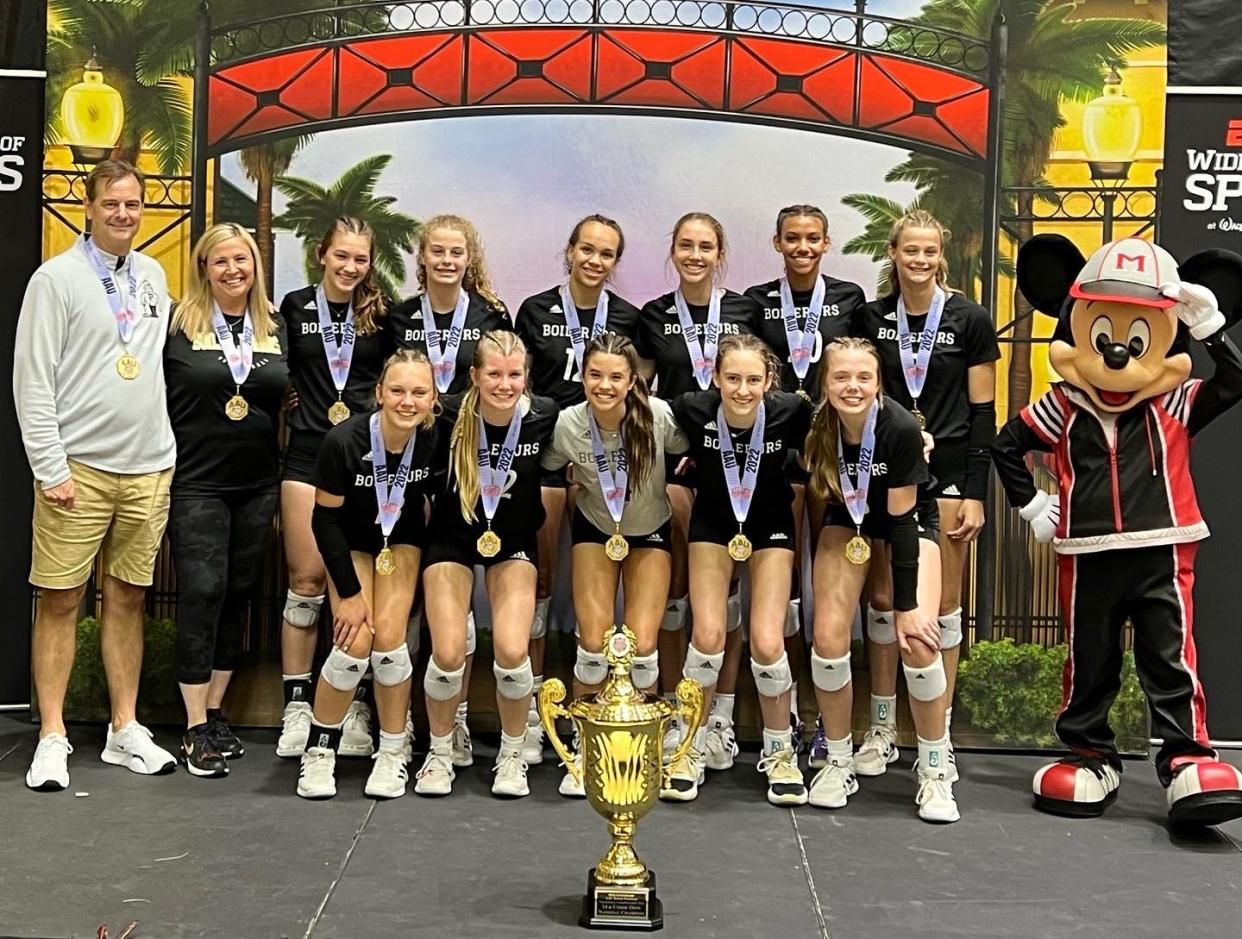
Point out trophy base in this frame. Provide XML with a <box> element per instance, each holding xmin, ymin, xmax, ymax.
<box><xmin>580</xmin><ymin>868</ymin><xmax>663</xmax><ymax>931</ymax></box>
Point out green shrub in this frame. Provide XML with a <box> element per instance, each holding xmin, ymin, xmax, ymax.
<box><xmin>64</xmin><ymin>616</ymin><xmax>179</xmax><ymax>720</ymax></box>
<box><xmin>957</xmin><ymin>639</ymin><xmax>1148</xmax><ymax>750</ymax></box>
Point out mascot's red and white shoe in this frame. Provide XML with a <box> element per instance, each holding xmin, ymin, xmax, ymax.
<box><xmin>1032</xmin><ymin>755</ymin><xmax>1121</xmax><ymax>818</ymax></box>
<box><xmin>1166</xmin><ymin>758</ymin><xmax>1242</xmax><ymax>827</ymax></box>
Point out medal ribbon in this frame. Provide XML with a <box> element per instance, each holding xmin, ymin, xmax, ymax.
<box><xmin>587</xmin><ymin>410</ymin><xmax>628</xmax><ymax>528</ymax></box>
<box><xmin>84</xmin><ymin>238</ymin><xmax>138</xmax><ymax>348</ymax></box>
<box><xmin>895</xmin><ymin>286</ymin><xmax>946</xmax><ymax>404</ymax></box>
<box><xmin>477</xmin><ymin>405</ymin><xmax>525</xmax><ymax>524</ymax></box>
<box><xmin>316</xmin><ymin>284</ymin><xmax>357</xmax><ymax>396</ymax></box>
<box><xmin>422</xmin><ymin>290</ymin><xmax>471</xmax><ymax>392</ymax></box>
<box><xmin>560</xmin><ymin>284</ymin><xmax>610</xmax><ymax>378</ymax></box>
<box><xmin>211</xmin><ymin>305</ymin><xmax>254</xmax><ymax>388</ymax></box>
<box><xmin>778</xmin><ymin>275</ymin><xmax>826</xmax><ymax>386</ymax></box>
<box><xmin>717</xmin><ymin>401</ymin><xmax>766</xmax><ymax>527</ymax></box>
<box><xmin>370</xmin><ymin>412</ymin><xmax>419</xmax><ymax>540</ymax></box>
<box><xmin>837</xmin><ymin>401</ymin><xmax>879</xmax><ymax>529</ymax></box>
<box><xmin>673</xmin><ymin>288</ymin><xmax>722</xmax><ymax>390</ymax></box>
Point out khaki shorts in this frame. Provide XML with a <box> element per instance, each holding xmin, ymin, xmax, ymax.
<box><xmin>31</xmin><ymin>460</ymin><xmax>174</xmax><ymax>589</ymax></box>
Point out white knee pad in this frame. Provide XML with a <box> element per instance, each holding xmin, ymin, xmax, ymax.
<box><xmin>630</xmin><ymin>651</ymin><xmax>659</xmax><ymax>690</ymax></box>
<box><xmin>726</xmin><ymin>591</ymin><xmax>743</xmax><ymax>633</ymax></box>
<box><xmin>783</xmin><ymin>598</ymin><xmax>802</xmax><ymax>639</ymax></box>
<box><xmin>424</xmin><ymin>657</ymin><xmax>466</xmax><ymax>701</ymax></box>
<box><xmin>370</xmin><ymin>644</ymin><xmax>413</xmax><ymax>686</ymax></box>
<box><xmin>904</xmin><ymin>654</ymin><xmax>947</xmax><ymax>701</ymax></box>
<box><xmin>494</xmin><ymin>658</ymin><xmax>535</xmax><ymax>700</ymax></box>
<box><xmin>683</xmin><ymin>644</ymin><xmax>724</xmax><ymax>689</ymax></box>
<box><xmin>284</xmin><ymin>590</ymin><xmax>324</xmax><ymax>629</ymax></box>
<box><xmin>321</xmin><ymin>647</ymin><xmax>368</xmax><ymax>693</ymax></box>
<box><xmin>574</xmin><ymin>646</ymin><xmax>608</xmax><ymax>686</ymax></box>
<box><xmin>661</xmin><ymin>597</ymin><xmax>688</xmax><ymax>632</ymax></box>
<box><xmin>867</xmin><ymin>605</ymin><xmax>896</xmax><ymax>645</ymax></box>
<box><xmin>751</xmin><ymin>652</ymin><xmax>793</xmax><ymax>698</ymax></box>
<box><xmin>810</xmin><ymin>650</ymin><xmax>852</xmax><ymax>693</ymax></box>
<box><xmin>530</xmin><ymin>597</ymin><xmax>550</xmax><ymax>640</ymax></box>
<box><xmin>938</xmin><ymin>608</ymin><xmax>963</xmax><ymax>650</ymax></box>
<box><xmin>465</xmin><ymin>611</ymin><xmax>477</xmax><ymax>656</ymax></box>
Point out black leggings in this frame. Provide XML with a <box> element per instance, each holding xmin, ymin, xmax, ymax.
<box><xmin>167</xmin><ymin>487</ymin><xmax>279</xmax><ymax>684</ymax></box>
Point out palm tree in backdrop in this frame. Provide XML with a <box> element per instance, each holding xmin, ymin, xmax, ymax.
<box><xmin>239</xmin><ymin>137</ymin><xmax>313</xmax><ymax>298</ymax></box>
<box><xmin>274</xmin><ymin>154</ymin><xmax>421</xmax><ymax>297</ymax></box>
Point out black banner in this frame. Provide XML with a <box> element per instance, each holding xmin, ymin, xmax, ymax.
<box><xmin>0</xmin><ymin>3</ymin><xmax>45</xmax><ymax>704</ymax></box>
<box><xmin>1159</xmin><ymin>95</ymin><xmax>1242</xmax><ymax>261</ymax></box>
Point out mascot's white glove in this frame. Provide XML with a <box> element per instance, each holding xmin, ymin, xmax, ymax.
<box><xmin>1161</xmin><ymin>281</ymin><xmax>1226</xmax><ymax>341</ymax></box>
<box><xmin>1019</xmin><ymin>490</ymin><xmax>1059</xmax><ymax>544</ymax></box>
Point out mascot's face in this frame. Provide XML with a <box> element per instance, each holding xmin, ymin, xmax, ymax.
<box><xmin>1050</xmin><ymin>298</ymin><xmax>1190</xmax><ymax>413</ymax></box>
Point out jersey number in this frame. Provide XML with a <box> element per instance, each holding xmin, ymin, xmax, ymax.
<box><xmin>563</xmin><ymin>346</ymin><xmax>581</xmax><ymax>383</ymax></box>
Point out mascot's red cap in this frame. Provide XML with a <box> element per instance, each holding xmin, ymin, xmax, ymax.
<box><xmin>1069</xmin><ymin>237</ymin><xmax>1179</xmax><ymax>309</ymax></box>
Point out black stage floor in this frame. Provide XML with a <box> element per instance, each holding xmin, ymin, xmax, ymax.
<box><xmin>1</xmin><ymin>712</ymin><xmax>1239</xmax><ymax>939</ymax></box>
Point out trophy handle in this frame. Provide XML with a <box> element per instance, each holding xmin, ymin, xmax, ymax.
<box><xmin>538</xmin><ymin>679</ymin><xmax>580</xmax><ymax>786</ymax></box>
<box><xmin>663</xmin><ymin>678</ymin><xmax>706</xmax><ymax>785</ymax></box>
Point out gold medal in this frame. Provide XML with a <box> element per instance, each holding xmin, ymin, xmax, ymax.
<box><xmin>328</xmin><ymin>400</ymin><xmax>351</xmax><ymax>425</ymax></box>
<box><xmin>605</xmin><ymin>529</ymin><xmax>630</xmax><ymax>562</ymax></box>
<box><xmin>911</xmin><ymin>406</ymin><xmax>926</xmax><ymax>430</ymax></box>
<box><xmin>796</xmin><ymin>387</ymin><xmax>813</xmax><ymax>402</ymax></box>
<box><xmin>375</xmin><ymin>545</ymin><xmax>396</xmax><ymax>576</ymax></box>
<box><xmin>845</xmin><ymin>534</ymin><xmax>871</xmax><ymax>565</ymax></box>
<box><xmin>728</xmin><ymin>531</ymin><xmax>753</xmax><ymax>562</ymax></box>
<box><xmin>477</xmin><ymin>528</ymin><xmax>501</xmax><ymax>558</ymax></box>
<box><xmin>116</xmin><ymin>353</ymin><xmax>140</xmax><ymax>380</ymax></box>
<box><xmin>225</xmin><ymin>394</ymin><xmax>249</xmax><ymax>421</ymax></box>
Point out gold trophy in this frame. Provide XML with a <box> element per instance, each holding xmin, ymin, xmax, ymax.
<box><xmin>540</xmin><ymin>624</ymin><xmax>705</xmax><ymax>931</ymax></box>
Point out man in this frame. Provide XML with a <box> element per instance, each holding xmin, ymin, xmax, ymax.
<box><xmin>14</xmin><ymin>160</ymin><xmax>178</xmax><ymax>790</ymax></box>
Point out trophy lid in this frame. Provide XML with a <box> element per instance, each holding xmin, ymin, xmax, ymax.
<box><xmin>569</xmin><ymin>625</ymin><xmax>670</xmax><ymax>724</ymax></box>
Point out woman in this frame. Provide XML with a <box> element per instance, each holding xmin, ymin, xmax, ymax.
<box><xmin>669</xmin><ymin>334</ymin><xmax>813</xmax><ymax>805</ymax></box>
<box><xmin>744</xmin><ymin>204</ymin><xmax>866</xmax><ymax>755</ymax></box>
<box><xmin>296</xmin><ymin>349</ymin><xmax>441</xmax><ymax>799</ymax></box>
<box><xmin>634</xmin><ymin>213</ymin><xmax>760</xmax><ymax>753</ymax></box>
<box><xmin>541</xmin><ymin>333</ymin><xmax>689</xmax><ymax>798</ymax></box>
<box><xmin>516</xmin><ymin>215</ymin><xmax>641</xmax><ymax>767</ymax></box>
<box><xmin>844</xmin><ymin>210</ymin><xmax>998</xmax><ymax>780</ymax></box>
<box><xmin>804</xmin><ymin>338</ymin><xmax>957</xmax><ymax>823</ymax></box>
<box><xmin>277</xmin><ymin>217</ymin><xmax>392</xmax><ymax>761</ymax></box>
<box><xmin>165</xmin><ymin>224</ymin><xmax>288</xmax><ymax>777</ymax></box>
<box><xmin>417</xmin><ymin>331</ymin><xmax>558</xmax><ymax>799</ymax></box>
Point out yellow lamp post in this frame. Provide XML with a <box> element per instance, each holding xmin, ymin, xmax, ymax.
<box><xmin>61</xmin><ymin>47</ymin><xmax>124</xmax><ymax>165</ymax></box>
<box><xmin>1082</xmin><ymin>64</ymin><xmax>1142</xmax><ymax>241</ymax></box>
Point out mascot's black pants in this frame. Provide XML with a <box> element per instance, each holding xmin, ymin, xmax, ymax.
<box><xmin>1055</xmin><ymin>542</ymin><xmax>1216</xmax><ymax>785</ymax></box>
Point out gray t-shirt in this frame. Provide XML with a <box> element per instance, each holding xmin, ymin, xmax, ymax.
<box><xmin>542</xmin><ymin>398</ymin><xmax>689</xmax><ymax>536</ymax></box>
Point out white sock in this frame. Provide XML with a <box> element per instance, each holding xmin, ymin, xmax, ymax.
<box><xmin>378</xmin><ymin>730</ymin><xmax>405</xmax><ymax>754</ymax></box>
<box><xmin>826</xmin><ymin>734</ymin><xmax>853</xmax><ymax>763</ymax></box>
<box><xmin>429</xmin><ymin>731</ymin><xmax>452</xmax><ymax>754</ymax></box>
<box><xmin>872</xmin><ymin>694</ymin><xmax>897</xmax><ymax>728</ymax></box>
<box><xmin>917</xmin><ymin>735</ymin><xmax>950</xmax><ymax>779</ymax></box>
<box><xmin>763</xmin><ymin>727</ymin><xmax>794</xmax><ymax>756</ymax></box>
<box><xmin>944</xmin><ymin>706</ymin><xmax>954</xmax><ymax>740</ymax></box>
<box><xmin>789</xmin><ymin>681</ymin><xmax>800</xmax><ymax>721</ymax></box>
<box><xmin>499</xmin><ymin>731</ymin><xmax>525</xmax><ymax>759</ymax></box>
<box><xmin>711</xmin><ymin>693</ymin><xmax>735</xmax><ymax>723</ymax></box>
<box><xmin>528</xmin><ymin>678</ymin><xmax>543</xmax><ymax>723</ymax></box>
<box><xmin>693</xmin><ymin>725</ymin><xmax>707</xmax><ymax>751</ymax></box>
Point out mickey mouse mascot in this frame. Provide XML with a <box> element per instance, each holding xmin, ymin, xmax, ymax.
<box><xmin>993</xmin><ymin>234</ymin><xmax>1242</xmax><ymax>827</ymax></box>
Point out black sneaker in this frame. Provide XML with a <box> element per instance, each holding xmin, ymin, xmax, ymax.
<box><xmin>182</xmin><ymin>726</ymin><xmax>229</xmax><ymax>778</ymax></box>
<box><xmin>205</xmin><ymin>711</ymin><xmax>245</xmax><ymax>759</ymax></box>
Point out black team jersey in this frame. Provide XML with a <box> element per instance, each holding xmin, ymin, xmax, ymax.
<box><xmin>830</xmin><ymin>399</ymin><xmax>928</xmax><ymax>533</ymax></box>
<box><xmin>387</xmin><ymin>290</ymin><xmax>512</xmax><ymax>395</ymax></box>
<box><xmin>634</xmin><ymin>290</ymin><xmax>760</xmax><ymax>399</ymax></box>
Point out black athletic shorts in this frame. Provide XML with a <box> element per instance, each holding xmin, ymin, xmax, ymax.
<box><xmin>664</xmin><ymin>451</ymin><xmax>698</xmax><ymax>490</ymax></box>
<box><xmin>282</xmin><ymin>429</ymin><xmax>324</xmax><ymax>485</ymax></box>
<box><xmin>689</xmin><ymin>504</ymin><xmax>798</xmax><ymax>553</ymax></box>
<box><xmin>423</xmin><ymin>522</ymin><xmax>539</xmax><ymax>570</ymax></box>
<box><xmin>570</xmin><ymin>508</ymin><xmax>673</xmax><ymax>553</ymax></box>
<box><xmin>927</xmin><ymin>439</ymin><xmax>967</xmax><ymax>500</ymax></box>
<box><xmin>821</xmin><ymin>497</ymin><xmax>940</xmax><ymax>545</ymax></box>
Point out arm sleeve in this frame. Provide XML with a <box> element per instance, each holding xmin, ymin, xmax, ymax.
<box><xmin>888</xmin><ymin>505</ymin><xmax>920</xmax><ymax>612</ymax></box>
<box><xmin>1185</xmin><ymin>329</ymin><xmax>1242</xmax><ymax>435</ymax></box>
<box><xmin>963</xmin><ymin>400</ymin><xmax>997</xmax><ymax>500</ymax></box>
<box><xmin>13</xmin><ymin>272</ymin><xmax>72</xmax><ymax>488</ymax></box>
<box><xmin>991</xmin><ymin>416</ymin><xmax>1052</xmax><ymax>509</ymax></box>
<box><xmin>311</xmin><ymin>503</ymin><xmax>362</xmax><ymax>599</ymax></box>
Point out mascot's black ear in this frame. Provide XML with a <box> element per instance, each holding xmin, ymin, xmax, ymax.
<box><xmin>1179</xmin><ymin>248</ymin><xmax>1242</xmax><ymax>328</ymax></box>
<box><xmin>1017</xmin><ymin>234</ymin><xmax>1087</xmax><ymax>316</ymax></box>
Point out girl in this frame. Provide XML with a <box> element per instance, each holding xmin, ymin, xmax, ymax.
<box><xmin>669</xmin><ymin>335</ymin><xmax>813</xmax><ymax>805</ymax></box>
<box><xmin>634</xmin><ymin>213</ymin><xmax>761</xmax><ymax>756</ymax></box>
<box><xmin>845</xmin><ymin>211</ymin><xmax>998</xmax><ymax>780</ymax></box>
<box><xmin>516</xmin><ymin>215</ymin><xmax>641</xmax><ymax>767</ymax></box>
<box><xmin>277</xmin><ymin>217</ymin><xmax>392</xmax><ymax>761</ymax></box>
<box><xmin>804</xmin><ymin>338</ymin><xmax>957</xmax><ymax>823</ymax></box>
<box><xmin>541</xmin><ymin>333</ymin><xmax>689</xmax><ymax>798</ymax></box>
<box><xmin>165</xmin><ymin>224</ymin><xmax>288</xmax><ymax>777</ymax></box>
<box><xmin>417</xmin><ymin>331</ymin><xmax>558</xmax><ymax>799</ymax></box>
<box><xmin>296</xmin><ymin>349</ymin><xmax>442</xmax><ymax>799</ymax></box>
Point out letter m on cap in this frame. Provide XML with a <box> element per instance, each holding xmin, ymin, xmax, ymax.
<box><xmin>1114</xmin><ymin>252</ymin><xmax>1146</xmax><ymax>273</ymax></box>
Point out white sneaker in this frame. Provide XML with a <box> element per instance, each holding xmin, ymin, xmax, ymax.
<box><xmin>660</xmin><ymin>747</ymin><xmax>705</xmax><ymax>802</ymax></box>
<box><xmin>912</xmin><ymin>749</ymin><xmax>959</xmax><ymax>784</ymax></box>
<box><xmin>399</xmin><ymin>714</ymin><xmax>414</xmax><ymax>766</ymax></box>
<box><xmin>339</xmin><ymin>700</ymin><xmax>375</xmax><ymax>757</ymax></box>
<box><xmin>297</xmin><ymin>746</ymin><xmax>338</xmax><ymax>799</ymax></box>
<box><xmin>916</xmin><ymin>768</ymin><xmax>960</xmax><ymax>823</ymax></box>
<box><xmin>521</xmin><ymin>719</ymin><xmax>545</xmax><ymax>765</ymax></box>
<box><xmin>808</xmin><ymin>757</ymin><xmax>859</xmax><ymax>809</ymax></box>
<box><xmin>414</xmin><ymin>749</ymin><xmax>456</xmax><ymax>797</ymax></box>
<box><xmin>276</xmin><ymin>702</ymin><xmax>313</xmax><ymax>758</ymax></box>
<box><xmin>757</xmin><ymin>748</ymin><xmax>809</xmax><ymax>806</ymax></box>
<box><xmin>451</xmin><ymin>715</ymin><xmax>474</xmax><ymax>767</ymax></box>
<box><xmin>26</xmin><ymin>733</ymin><xmax>72</xmax><ymax>791</ymax></box>
<box><xmin>704</xmin><ymin>716</ymin><xmax>739</xmax><ymax>771</ymax></box>
<box><xmin>559</xmin><ymin>745</ymin><xmax>586</xmax><ymax>799</ymax></box>
<box><xmin>365</xmin><ymin>749</ymin><xmax>409</xmax><ymax>799</ymax></box>
<box><xmin>662</xmin><ymin>719</ymin><xmax>682</xmax><ymax>760</ymax></box>
<box><xmin>855</xmin><ymin>724</ymin><xmax>899</xmax><ymax>777</ymax></box>
<box><xmin>101</xmin><ymin>721</ymin><xmax>176</xmax><ymax>776</ymax></box>
<box><xmin>492</xmin><ymin>752</ymin><xmax>530</xmax><ymax>798</ymax></box>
